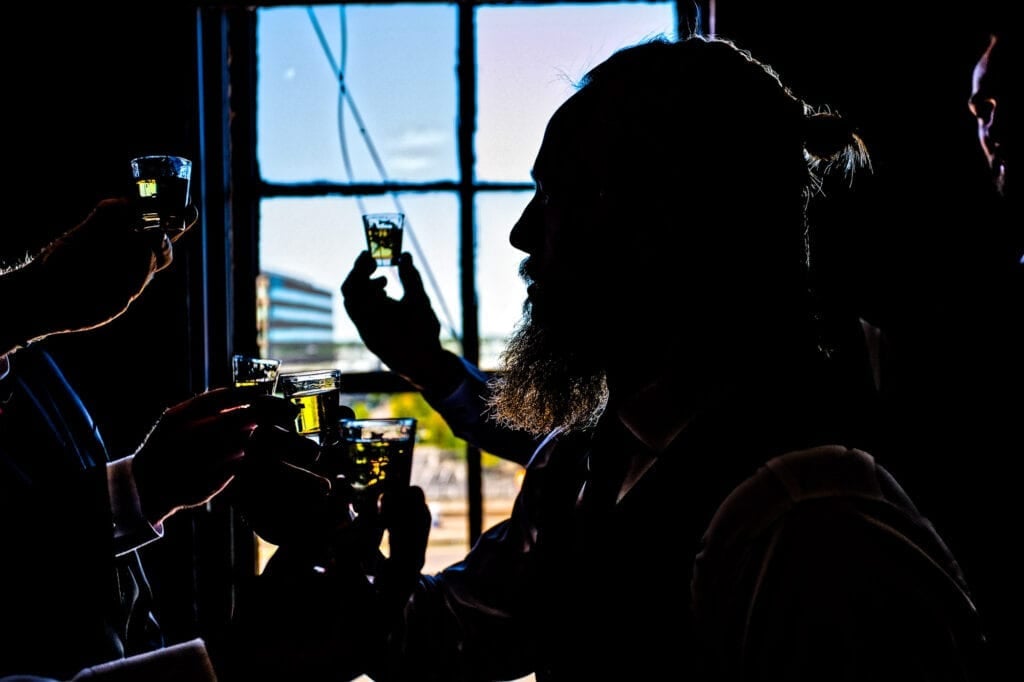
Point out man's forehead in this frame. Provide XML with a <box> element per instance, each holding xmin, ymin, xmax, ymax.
<box><xmin>533</xmin><ymin>93</ymin><xmax>607</xmax><ymax>185</ymax></box>
<box><xmin>974</xmin><ymin>35</ymin><xmax>1008</xmax><ymax>88</ymax></box>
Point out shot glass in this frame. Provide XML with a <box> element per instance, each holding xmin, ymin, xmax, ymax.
<box><xmin>325</xmin><ymin>417</ymin><xmax>417</xmax><ymax>514</ymax></box>
<box><xmin>231</xmin><ymin>354</ymin><xmax>281</xmax><ymax>396</ymax></box>
<box><xmin>278</xmin><ymin>369</ymin><xmax>344</xmax><ymax>442</ymax></box>
<box><xmin>130</xmin><ymin>154</ymin><xmax>193</xmax><ymax>233</ymax></box>
<box><xmin>361</xmin><ymin>212</ymin><xmax>405</xmax><ymax>267</ymax></box>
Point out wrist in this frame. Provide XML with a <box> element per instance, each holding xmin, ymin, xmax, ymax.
<box><xmin>405</xmin><ymin>349</ymin><xmax>466</xmax><ymax>398</ymax></box>
<box><xmin>130</xmin><ymin>454</ymin><xmax>175</xmax><ymax>526</ymax></box>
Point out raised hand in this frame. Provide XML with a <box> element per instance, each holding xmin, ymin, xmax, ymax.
<box><xmin>132</xmin><ymin>387</ymin><xmax>297</xmax><ymax>526</ymax></box>
<box><xmin>341</xmin><ymin>251</ymin><xmax>458</xmax><ymax>392</ymax></box>
<box><xmin>6</xmin><ymin>198</ymin><xmax>200</xmax><ymax>354</ymax></box>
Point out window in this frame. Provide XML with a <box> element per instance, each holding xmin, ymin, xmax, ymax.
<box><xmin>214</xmin><ymin>1</ymin><xmax>685</xmax><ymax>576</ymax></box>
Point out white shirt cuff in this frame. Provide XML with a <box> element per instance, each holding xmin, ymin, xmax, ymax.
<box><xmin>108</xmin><ymin>455</ymin><xmax>164</xmax><ymax>556</ymax></box>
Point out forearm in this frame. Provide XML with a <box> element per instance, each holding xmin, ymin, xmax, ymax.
<box><xmin>424</xmin><ymin>355</ymin><xmax>540</xmax><ymax>465</ymax></box>
<box><xmin>0</xmin><ymin>259</ymin><xmax>56</xmax><ymax>356</ymax></box>
<box><xmin>401</xmin><ymin>348</ymin><xmax>469</xmax><ymax>398</ymax></box>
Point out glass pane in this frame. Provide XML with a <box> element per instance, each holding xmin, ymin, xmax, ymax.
<box><xmin>258</xmin><ymin>193</ymin><xmax>461</xmax><ymax>372</ymax></box>
<box><xmin>476</xmin><ymin>191</ymin><xmax>532</xmax><ymax>371</ymax></box>
<box><xmin>476</xmin><ymin>2</ymin><xmax>678</xmax><ymax>182</ymax></box>
<box><xmin>257</xmin><ymin>4</ymin><xmax>458</xmax><ymax>183</ymax></box>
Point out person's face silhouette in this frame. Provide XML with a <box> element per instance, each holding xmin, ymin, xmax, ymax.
<box><xmin>489</xmin><ymin>93</ymin><xmax>618</xmax><ymax>435</ymax></box>
<box><xmin>509</xmin><ymin>93</ymin><xmax>619</xmax><ymax>352</ymax></box>
<box><xmin>969</xmin><ymin>33</ymin><xmax>1010</xmax><ymax>199</ymax></box>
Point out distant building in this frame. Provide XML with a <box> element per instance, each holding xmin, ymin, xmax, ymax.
<box><xmin>257</xmin><ymin>271</ymin><xmax>334</xmax><ymax>365</ymax></box>
<box><xmin>255</xmin><ymin>270</ymin><xmax>510</xmax><ymax>375</ymax></box>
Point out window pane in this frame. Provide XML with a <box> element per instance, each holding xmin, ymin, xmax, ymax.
<box><xmin>476</xmin><ymin>2</ymin><xmax>678</xmax><ymax>182</ymax></box>
<box><xmin>258</xmin><ymin>193</ymin><xmax>461</xmax><ymax>371</ymax></box>
<box><xmin>476</xmin><ymin>191</ymin><xmax>532</xmax><ymax>371</ymax></box>
<box><xmin>258</xmin><ymin>4</ymin><xmax>458</xmax><ymax>183</ymax></box>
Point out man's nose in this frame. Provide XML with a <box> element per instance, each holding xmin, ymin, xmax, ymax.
<box><xmin>510</xmin><ymin>195</ymin><xmax>541</xmax><ymax>254</ymax></box>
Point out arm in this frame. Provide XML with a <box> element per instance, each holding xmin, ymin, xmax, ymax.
<box><xmin>131</xmin><ymin>387</ymin><xmax>300</xmax><ymax>527</ymax></box>
<box><xmin>423</xmin><ymin>354</ymin><xmax>541</xmax><ymax>465</ymax></box>
<box><xmin>341</xmin><ymin>250</ymin><xmax>460</xmax><ymax>396</ymax></box>
<box><xmin>216</xmin><ymin>505</ymin><xmax>543</xmax><ymax>682</ymax></box>
<box><xmin>215</xmin><ymin>434</ymin><xmax>567</xmax><ymax>682</ymax></box>
<box><xmin>107</xmin><ymin>456</ymin><xmax>164</xmax><ymax>556</ymax></box>
<box><xmin>1</xmin><ymin>429</ymin><xmax>121</xmax><ymax>678</ymax></box>
<box><xmin>0</xmin><ymin>198</ymin><xmax>176</xmax><ymax>357</ymax></box>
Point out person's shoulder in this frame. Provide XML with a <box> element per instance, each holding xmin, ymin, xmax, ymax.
<box><xmin>702</xmin><ymin>445</ymin><xmax>970</xmax><ymax>590</ymax></box>
<box><xmin>699</xmin><ymin>446</ymin><xmax>890</xmax><ymax>547</ymax></box>
<box><xmin>693</xmin><ymin>445</ymin><xmax>987</xmax><ymax>678</ymax></box>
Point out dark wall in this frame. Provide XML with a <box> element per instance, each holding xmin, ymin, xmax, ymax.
<box><xmin>714</xmin><ymin>4</ymin><xmax>1021</xmax><ymax>650</ymax></box>
<box><xmin>6</xmin><ymin>5</ymin><xmax>208</xmax><ymax>643</ymax></box>
<box><xmin>7</xmin><ymin>5</ymin><xmax>202</xmax><ymax>451</ymax></box>
<box><xmin>713</xmin><ymin>0</ymin><xmax>998</xmax><ymax>325</ymax></box>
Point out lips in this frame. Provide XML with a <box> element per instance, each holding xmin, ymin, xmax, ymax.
<box><xmin>526</xmin><ymin>284</ymin><xmax>546</xmax><ymax>312</ymax></box>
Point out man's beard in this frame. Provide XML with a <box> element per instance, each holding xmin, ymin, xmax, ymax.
<box><xmin>485</xmin><ymin>302</ymin><xmax>608</xmax><ymax>437</ymax></box>
<box><xmin>994</xmin><ymin>166</ymin><xmax>1007</xmax><ymax>199</ymax></box>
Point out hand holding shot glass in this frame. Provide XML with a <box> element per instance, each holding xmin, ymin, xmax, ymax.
<box><xmin>362</xmin><ymin>212</ymin><xmax>405</xmax><ymax>267</ymax></box>
<box><xmin>322</xmin><ymin>417</ymin><xmax>417</xmax><ymax>515</ymax></box>
<box><xmin>130</xmin><ymin>154</ymin><xmax>193</xmax><ymax>233</ymax></box>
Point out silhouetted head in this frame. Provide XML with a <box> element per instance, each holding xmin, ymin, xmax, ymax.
<box><xmin>491</xmin><ymin>35</ymin><xmax>869</xmax><ymax>436</ymax></box>
<box><xmin>969</xmin><ymin>30</ymin><xmax>1012</xmax><ymax>200</ymax></box>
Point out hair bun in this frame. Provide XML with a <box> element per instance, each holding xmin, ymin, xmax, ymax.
<box><xmin>803</xmin><ymin>111</ymin><xmax>870</xmax><ymax>176</ymax></box>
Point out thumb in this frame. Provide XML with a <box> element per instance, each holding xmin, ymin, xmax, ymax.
<box><xmin>379</xmin><ymin>486</ymin><xmax>431</xmax><ymax>574</ymax></box>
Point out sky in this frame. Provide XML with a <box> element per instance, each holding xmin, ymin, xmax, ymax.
<box><xmin>255</xmin><ymin>3</ymin><xmax>678</xmax><ymax>351</ymax></box>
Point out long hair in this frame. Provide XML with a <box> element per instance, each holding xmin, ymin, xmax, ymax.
<box><xmin>488</xmin><ymin>35</ymin><xmax>873</xmax><ymax>436</ymax></box>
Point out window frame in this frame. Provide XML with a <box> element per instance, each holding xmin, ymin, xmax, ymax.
<box><xmin>196</xmin><ymin>0</ymin><xmax>701</xmax><ymax>565</ymax></box>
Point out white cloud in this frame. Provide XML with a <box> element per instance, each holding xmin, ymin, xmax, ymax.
<box><xmin>385</xmin><ymin>127</ymin><xmax>447</xmax><ymax>174</ymax></box>
<box><xmin>388</xmin><ymin>155</ymin><xmax>433</xmax><ymax>173</ymax></box>
<box><xmin>392</xmin><ymin>127</ymin><xmax>447</xmax><ymax>151</ymax></box>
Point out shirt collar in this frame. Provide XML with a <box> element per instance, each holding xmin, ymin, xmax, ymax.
<box><xmin>612</xmin><ymin>373</ymin><xmax>709</xmax><ymax>454</ymax></box>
